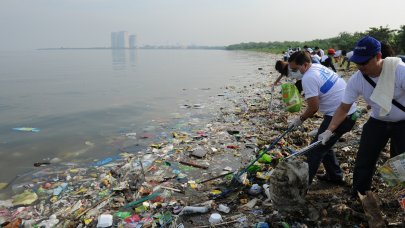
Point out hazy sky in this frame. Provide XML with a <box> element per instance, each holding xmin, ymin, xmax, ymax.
<box><xmin>1</xmin><ymin>0</ymin><xmax>404</xmax><ymax>49</ymax></box>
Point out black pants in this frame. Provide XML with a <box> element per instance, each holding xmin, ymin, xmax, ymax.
<box><xmin>352</xmin><ymin>117</ymin><xmax>405</xmax><ymax>195</ymax></box>
<box><xmin>295</xmin><ymin>80</ymin><xmax>303</xmax><ymax>94</ymax></box>
<box><xmin>307</xmin><ymin>114</ymin><xmax>356</xmax><ymax>184</ymax></box>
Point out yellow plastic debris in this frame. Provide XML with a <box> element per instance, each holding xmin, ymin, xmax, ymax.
<box><xmin>12</xmin><ymin>191</ymin><xmax>38</xmax><ymax>206</ymax></box>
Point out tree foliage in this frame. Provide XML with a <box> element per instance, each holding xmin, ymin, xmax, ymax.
<box><xmin>226</xmin><ymin>25</ymin><xmax>405</xmax><ymax>55</ymax></box>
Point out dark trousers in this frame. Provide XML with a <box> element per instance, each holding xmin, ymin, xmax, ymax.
<box><xmin>307</xmin><ymin>114</ymin><xmax>356</xmax><ymax>184</ymax></box>
<box><xmin>352</xmin><ymin>117</ymin><xmax>405</xmax><ymax>195</ymax></box>
<box><xmin>295</xmin><ymin>80</ymin><xmax>303</xmax><ymax>94</ymax></box>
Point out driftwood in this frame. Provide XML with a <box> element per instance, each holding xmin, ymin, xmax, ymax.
<box><xmin>359</xmin><ymin>191</ymin><xmax>386</xmax><ymax>228</ymax></box>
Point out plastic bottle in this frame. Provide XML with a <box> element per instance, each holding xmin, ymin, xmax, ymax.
<box><xmin>217</xmin><ymin>204</ymin><xmax>230</xmax><ymax>213</ymax></box>
<box><xmin>178</xmin><ymin>206</ymin><xmax>209</xmax><ymax>215</ymax></box>
<box><xmin>37</xmin><ymin>214</ymin><xmax>59</xmax><ymax>228</ymax></box>
<box><xmin>351</xmin><ymin>110</ymin><xmax>360</xmax><ymax>121</ymax></box>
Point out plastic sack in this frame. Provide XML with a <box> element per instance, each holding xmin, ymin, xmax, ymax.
<box><xmin>281</xmin><ymin>83</ymin><xmax>302</xmax><ymax>112</ymax></box>
<box><xmin>378</xmin><ymin>152</ymin><xmax>405</xmax><ymax>187</ymax></box>
<box><xmin>269</xmin><ymin>158</ymin><xmax>308</xmax><ymax>211</ymax></box>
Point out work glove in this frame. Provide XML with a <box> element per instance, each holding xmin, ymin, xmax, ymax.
<box><xmin>318</xmin><ymin>129</ymin><xmax>333</xmax><ymax>145</ymax></box>
<box><xmin>288</xmin><ymin>117</ymin><xmax>303</xmax><ymax>128</ymax></box>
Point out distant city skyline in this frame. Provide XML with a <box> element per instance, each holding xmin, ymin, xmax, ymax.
<box><xmin>1</xmin><ymin>0</ymin><xmax>404</xmax><ymax>50</ymax></box>
<box><xmin>111</xmin><ymin>31</ymin><xmax>136</xmax><ymax>49</ymax></box>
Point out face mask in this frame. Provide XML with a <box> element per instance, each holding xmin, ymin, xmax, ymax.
<box><xmin>290</xmin><ymin>70</ymin><xmax>303</xmax><ymax>80</ymax></box>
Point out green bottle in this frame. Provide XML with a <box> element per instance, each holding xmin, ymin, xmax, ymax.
<box><xmin>351</xmin><ymin>110</ymin><xmax>360</xmax><ymax>121</ymax></box>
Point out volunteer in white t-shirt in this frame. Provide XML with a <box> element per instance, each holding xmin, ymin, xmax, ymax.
<box><xmin>315</xmin><ymin>46</ymin><xmax>324</xmax><ymax>57</ymax></box>
<box><xmin>340</xmin><ymin>50</ymin><xmax>353</xmax><ymax>70</ymax></box>
<box><xmin>319</xmin><ymin>36</ymin><xmax>405</xmax><ymax>197</ymax></box>
<box><xmin>287</xmin><ymin>51</ymin><xmax>357</xmax><ymax>185</ymax></box>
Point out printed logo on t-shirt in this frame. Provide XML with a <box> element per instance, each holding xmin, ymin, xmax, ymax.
<box><xmin>319</xmin><ymin>67</ymin><xmax>338</xmax><ymax>94</ymax></box>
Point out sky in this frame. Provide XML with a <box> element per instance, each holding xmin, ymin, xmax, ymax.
<box><xmin>0</xmin><ymin>0</ymin><xmax>404</xmax><ymax>50</ymax></box>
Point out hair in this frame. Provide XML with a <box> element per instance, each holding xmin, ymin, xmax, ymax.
<box><xmin>315</xmin><ymin>46</ymin><xmax>319</xmax><ymax>50</ymax></box>
<box><xmin>303</xmin><ymin>45</ymin><xmax>309</xmax><ymax>49</ymax></box>
<box><xmin>381</xmin><ymin>41</ymin><xmax>395</xmax><ymax>58</ymax></box>
<box><xmin>275</xmin><ymin>60</ymin><xmax>289</xmax><ymax>75</ymax></box>
<box><xmin>342</xmin><ymin>50</ymin><xmax>347</xmax><ymax>56</ymax></box>
<box><xmin>288</xmin><ymin>51</ymin><xmax>311</xmax><ymax>65</ymax></box>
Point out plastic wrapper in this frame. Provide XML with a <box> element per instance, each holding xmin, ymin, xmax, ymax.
<box><xmin>378</xmin><ymin>153</ymin><xmax>405</xmax><ymax>187</ymax></box>
<box><xmin>281</xmin><ymin>83</ymin><xmax>302</xmax><ymax>113</ymax></box>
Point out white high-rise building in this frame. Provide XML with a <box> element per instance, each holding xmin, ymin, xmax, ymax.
<box><xmin>117</xmin><ymin>31</ymin><xmax>129</xmax><ymax>48</ymax></box>
<box><xmin>111</xmin><ymin>31</ymin><xmax>133</xmax><ymax>49</ymax></box>
<box><xmin>129</xmin><ymin>35</ymin><xmax>136</xmax><ymax>49</ymax></box>
<box><xmin>111</xmin><ymin>32</ymin><xmax>119</xmax><ymax>48</ymax></box>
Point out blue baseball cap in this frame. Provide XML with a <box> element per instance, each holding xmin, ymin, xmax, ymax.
<box><xmin>350</xmin><ymin>36</ymin><xmax>381</xmax><ymax>63</ymax></box>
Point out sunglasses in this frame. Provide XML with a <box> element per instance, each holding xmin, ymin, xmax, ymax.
<box><xmin>356</xmin><ymin>56</ymin><xmax>375</xmax><ymax>66</ymax></box>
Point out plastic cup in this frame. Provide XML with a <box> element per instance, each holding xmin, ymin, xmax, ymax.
<box><xmin>208</xmin><ymin>213</ymin><xmax>223</xmax><ymax>224</ymax></box>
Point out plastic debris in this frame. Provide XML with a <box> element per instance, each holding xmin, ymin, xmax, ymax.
<box><xmin>248</xmin><ymin>184</ymin><xmax>262</xmax><ymax>195</ymax></box>
<box><xmin>209</xmin><ymin>213</ymin><xmax>223</xmax><ymax>225</ymax></box>
<box><xmin>37</xmin><ymin>214</ymin><xmax>59</xmax><ymax>228</ymax></box>
<box><xmin>218</xmin><ymin>204</ymin><xmax>231</xmax><ymax>213</ymax></box>
<box><xmin>97</xmin><ymin>214</ymin><xmax>113</xmax><ymax>227</ymax></box>
<box><xmin>378</xmin><ymin>152</ymin><xmax>405</xmax><ymax>187</ymax></box>
<box><xmin>179</xmin><ymin>206</ymin><xmax>209</xmax><ymax>215</ymax></box>
<box><xmin>12</xmin><ymin>191</ymin><xmax>38</xmax><ymax>206</ymax></box>
<box><xmin>12</xmin><ymin>127</ymin><xmax>40</xmax><ymax>132</ymax></box>
<box><xmin>269</xmin><ymin>158</ymin><xmax>308</xmax><ymax>211</ymax></box>
<box><xmin>0</xmin><ymin>182</ymin><xmax>8</xmax><ymax>190</ymax></box>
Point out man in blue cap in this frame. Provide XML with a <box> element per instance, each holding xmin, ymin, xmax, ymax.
<box><xmin>318</xmin><ymin>36</ymin><xmax>405</xmax><ymax>197</ymax></box>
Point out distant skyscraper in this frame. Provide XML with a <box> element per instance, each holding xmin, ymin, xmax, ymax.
<box><xmin>111</xmin><ymin>32</ymin><xmax>119</xmax><ymax>49</ymax></box>
<box><xmin>117</xmin><ymin>31</ymin><xmax>129</xmax><ymax>48</ymax></box>
<box><xmin>111</xmin><ymin>31</ymin><xmax>132</xmax><ymax>49</ymax></box>
<box><xmin>129</xmin><ymin>35</ymin><xmax>136</xmax><ymax>48</ymax></box>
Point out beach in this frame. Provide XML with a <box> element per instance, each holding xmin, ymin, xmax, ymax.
<box><xmin>0</xmin><ymin>53</ymin><xmax>403</xmax><ymax>227</ymax></box>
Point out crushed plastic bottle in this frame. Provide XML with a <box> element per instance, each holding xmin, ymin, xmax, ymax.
<box><xmin>178</xmin><ymin>206</ymin><xmax>209</xmax><ymax>215</ymax></box>
<box><xmin>37</xmin><ymin>214</ymin><xmax>59</xmax><ymax>228</ymax></box>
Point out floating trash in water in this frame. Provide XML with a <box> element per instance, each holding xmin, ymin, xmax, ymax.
<box><xmin>12</xmin><ymin>127</ymin><xmax>40</xmax><ymax>132</ymax></box>
<box><xmin>92</xmin><ymin>156</ymin><xmax>120</xmax><ymax>167</ymax></box>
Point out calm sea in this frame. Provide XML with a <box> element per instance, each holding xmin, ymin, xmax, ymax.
<box><xmin>0</xmin><ymin>49</ymin><xmax>274</xmax><ymax>184</ymax></box>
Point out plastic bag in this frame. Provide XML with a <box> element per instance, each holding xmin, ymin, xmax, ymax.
<box><xmin>269</xmin><ymin>158</ymin><xmax>308</xmax><ymax>211</ymax></box>
<box><xmin>281</xmin><ymin>83</ymin><xmax>302</xmax><ymax>113</ymax></box>
<box><xmin>378</xmin><ymin>152</ymin><xmax>405</xmax><ymax>187</ymax></box>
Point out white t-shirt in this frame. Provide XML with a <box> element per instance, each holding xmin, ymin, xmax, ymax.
<box><xmin>346</xmin><ymin>51</ymin><xmax>353</xmax><ymax>59</ymax></box>
<box><xmin>302</xmin><ymin>64</ymin><xmax>357</xmax><ymax>116</ymax></box>
<box><xmin>334</xmin><ymin>50</ymin><xmax>342</xmax><ymax>57</ymax></box>
<box><xmin>311</xmin><ymin>54</ymin><xmax>321</xmax><ymax>62</ymax></box>
<box><xmin>342</xmin><ymin>62</ymin><xmax>405</xmax><ymax>122</ymax></box>
<box><xmin>319</xmin><ymin>49</ymin><xmax>325</xmax><ymax>57</ymax></box>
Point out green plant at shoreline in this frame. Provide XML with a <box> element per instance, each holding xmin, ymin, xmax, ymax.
<box><xmin>227</xmin><ymin>25</ymin><xmax>405</xmax><ymax>55</ymax></box>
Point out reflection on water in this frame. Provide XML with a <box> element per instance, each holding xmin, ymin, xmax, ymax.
<box><xmin>111</xmin><ymin>49</ymin><xmax>126</xmax><ymax>70</ymax></box>
<box><xmin>111</xmin><ymin>49</ymin><xmax>137</xmax><ymax>70</ymax></box>
<box><xmin>0</xmin><ymin>49</ymin><xmax>273</xmax><ymax>185</ymax></box>
<box><xmin>129</xmin><ymin>50</ymin><xmax>136</xmax><ymax>67</ymax></box>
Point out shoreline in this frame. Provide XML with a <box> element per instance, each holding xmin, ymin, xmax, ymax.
<box><xmin>0</xmin><ymin>55</ymin><xmax>403</xmax><ymax>227</ymax></box>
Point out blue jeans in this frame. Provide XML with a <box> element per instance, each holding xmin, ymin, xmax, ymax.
<box><xmin>352</xmin><ymin>117</ymin><xmax>405</xmax><ymax>195</ymax></box>
<box><xmin>307</xmin><ymin>114</ymin><xmax>356</xmax><ymax>184</ymax></box>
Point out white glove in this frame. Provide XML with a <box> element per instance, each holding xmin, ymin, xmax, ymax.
<box><xmin>288</xmin><ymin>117</ymin><xmax>303</xmax><ymax>128</ymax></box>
<box><xmin>318</xmin><ymin>130</ymin><xmax>333</xmax><ymax>145</ymax></box>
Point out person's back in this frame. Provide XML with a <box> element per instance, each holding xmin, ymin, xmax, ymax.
<box><xmin>302</xmin><ymin>64</ymin><xmax>356</xmax><ymax>115</ymax></box>
<box><xmin>320</xmin><ymin>48</ymin><xmax>337</xmax><ymax>72</ymax></box>
<box><xmin>315</xmin><ymin>47</ymin><xmax>324</xmax><ymax>57</ymax></box>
